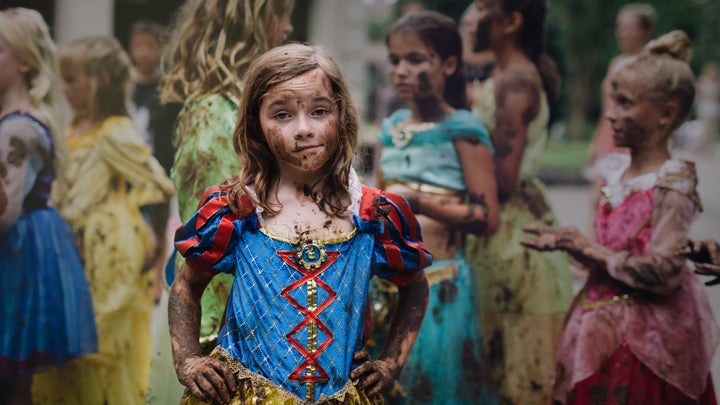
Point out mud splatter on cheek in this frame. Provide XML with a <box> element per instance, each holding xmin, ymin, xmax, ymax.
<box><xmin>623</xmin><ymin>117</ymin><xmax>649</xmax><ymax>147</ymax></box>
<box><xmin>418</xmin><ymin>72</ymin><xmax>432</xmax><ymax>94</ymax></box>
<box><xmin>267</xmin><ymin>126</ymin><xmax>302</xmax><ymax>165</ymax></box>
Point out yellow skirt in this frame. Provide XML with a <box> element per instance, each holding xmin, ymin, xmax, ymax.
<box><xmin>182</xmin><ymin>348</ymin><xmax>384</xmax><ymax>405</ymax></box>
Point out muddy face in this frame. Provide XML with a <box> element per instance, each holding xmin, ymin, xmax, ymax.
<box><xmin>607</xmin><ymin>70</ymin><xmax>662</xmax><ymax>151</ymax></box>
<box><xmin>387</xmin><ymin>30</ymin><xmax>453</xmax><ymax>120</ymax></box>
<box><xmin>259</xmin><ymin>69</ymin><xmax>340</xmax><ymax>178</ymax></box>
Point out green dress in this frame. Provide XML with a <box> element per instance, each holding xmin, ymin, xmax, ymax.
<box><xmin>467</xmin><ymin>78</ymin><xmax>574</xmax><ymax>405</ymax></box>
<box><xmin>146</xmin><ymin>94</ymin><xmax>241</xmax><ymax>405</ymax></box>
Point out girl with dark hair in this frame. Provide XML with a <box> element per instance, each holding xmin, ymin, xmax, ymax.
<box><xmin>466</xmin><ymin>0</ymin><xmax>573</xmax><ymax>403</ymax></box>
<box><xmin>373</xmin><ymin>10</ymin><xmax>499</xmax><ymax>404</ymax></box>
<box><xmin>523</xmin><ymin>30</ymin><xmax>718</xmax><ymax>404</ymax></box>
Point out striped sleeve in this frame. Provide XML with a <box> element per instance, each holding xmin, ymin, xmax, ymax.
<box><xmin>361</xmin><ymin>186</ymin><xmax>433</xmax><ymax>286</ymax></box>
<box><xmin>174</xmin><ymin>185</ymin><xmax>249</xmax><ymax>273</ymax></box>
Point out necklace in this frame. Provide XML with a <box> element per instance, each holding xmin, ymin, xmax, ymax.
<box><xmin>388</xmin><ymin>121</ymin><xmax>437</xmax><ymax>148</ymax></box>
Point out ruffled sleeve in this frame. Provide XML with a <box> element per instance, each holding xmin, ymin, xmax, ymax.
<box><xmin>441</xmin><ymin>109</ymin><xmax>494</xmax><ymax>153</ymax></box>
<box><xmin>175</xmin><ymin>185</ymin><xmax>256</xmax><ymax>274</ymax></box>
<box><xmin>606</xmin><ymin>160</ymin><xmax>702</xmax><ymax>294</ymax></box>
<box><xmin>96</xmin><ymin>116</ymin><xmax>175</xmax><ymax>207</ymax></box>
<box><xmin>357</xmin><ymin>185</ymin><xmax>433</xmax><ymax>286</ymax></box>
<box><xmin>0</xmin><ymin>114</ymin><xmax>49</xmax><ymax>230</ymax></box>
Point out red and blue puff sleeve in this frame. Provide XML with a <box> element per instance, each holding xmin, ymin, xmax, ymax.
<box><xmin>358</xmin><ymin>185</ymin><xmax>433</xmax><ymax>286</ymax></box>
<box><xmin>174</xmin><ymin>185</ymin><xmax>255</xmax><ymax>274</ymax></box>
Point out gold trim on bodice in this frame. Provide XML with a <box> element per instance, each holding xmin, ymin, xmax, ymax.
<box><xmin>259</xmin><ymin>227</ymin><xmax>357</xmax><ymax>245</ymax></box>
<box><xmin>580</xmin><ymin>292</ymin><xmax>634</xmax><ymax>310</ymax></box>
<box><xmin>388</xmin><ymin>121</ymin><xmax>437</xmax><ymax>148</ymax></box>
<box><xmin>385</xmin><ymin>179</ymin><xmax>463</xmax><ymax>198</ymax></box>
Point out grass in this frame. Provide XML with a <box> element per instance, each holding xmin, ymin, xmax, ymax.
<box><xmin>540</xmin><ymin>140</ymin><xmax>591</xmax><ymax>172</ymax></box>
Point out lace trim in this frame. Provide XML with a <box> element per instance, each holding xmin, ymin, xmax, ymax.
<box><xmin>602</xmin><ymin>158</ymin><xmax>703</xmax><ymax>210</ymax></box>
<box><xmin>210</xmin><ymin>347</ymin><xmax>368</xmax><ymax>404</ymax></box>
<box><xmin>250</xmin><ymin>167</ymin><xmax>363</xmax><ymax>229</ymax></box>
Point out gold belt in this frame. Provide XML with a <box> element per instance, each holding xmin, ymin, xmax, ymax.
<box><xmin>385</xmin><ymin>179</ymin><xmax>463</xmax><ymax>197</ymax></box>
<box><xmin>580</xmin><ymin>292</ymin><xmax>633</xmax><ymax>310</ymax></box>
<box><xmin>374</xmin><ymin>263</ymin><xmax>459</xmax><ymax>293</ymax></box>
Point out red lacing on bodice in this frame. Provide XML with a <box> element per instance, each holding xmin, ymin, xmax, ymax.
<box><xmin>277</xmin><ymin>250</ymin><xmax>339</xmax><ymax>384</ymax></box>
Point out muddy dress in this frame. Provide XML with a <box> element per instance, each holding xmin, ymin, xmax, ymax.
<box><xmin>468</xmin><ymin>78</ymin><xmax>574</xmax><ymax>404</ymax></box>
<box><xmin>175</xmin><ymin>177</ymin><xmax>431</xmax><ymax>404</ymax></box>
<box><xmin>374</xmin><ymin>108</ymin><xmax>498</xmax><ymax>404</ymax></box>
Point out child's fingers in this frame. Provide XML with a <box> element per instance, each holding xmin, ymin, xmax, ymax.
<box><xmin>349</xmin><ymin>360</ymin><xmax>372</xmax><ymax>381</ymax></box>
<box><xmin>195</xmin><ymin>369</ymin><xmax>229</xmax><ymax>404</ymax></box>
<box><xmin>186</xmin><ymin>379</ymin><xmax>209</xmax><ymax>403</ymax></box>
<box><xmin>520</xmin><ymin>235</ymin><xmax>557</xmax><ymax>251</ymax></box>
<box><xmin>363</xmin><ymin>372</ymin><xmax>384</xmax><ymax>395</ymax></box>
<box><xmin>352</xmin><ymin>350</ymin><xmax>371</xmax><ymax>363</ymax></box>
<box><xmin>522</xmin><ymin>225</ymin><xmax>543</xmax><ymax>234</ymax></box>
<box><xmin>695</xmin><ymin>263</ymin><xmax>720</xmax><ymax>286</ymax></box>
<box><xmin>213</xmin><ymin>360</ymin><xmax>237</xmax><ymax>394</ymax></box>
<box><xmin>355</xmin><ymin>366</ymin><xmax>381</xmax><ymax>392</ymax></box>
<box><xmin>695</xmin><ymin>262</ymin><xmax>720</xmax><ymax>275</ymax></box>
<box><xmin>207</xmin><ymin>363</ymin><xmax>235</xmax><ymax>403</ymax></box>
<box><xmin>519</xmin><ymin>239</ymin><xmax>540</xmax><ymax>249</ymax></box>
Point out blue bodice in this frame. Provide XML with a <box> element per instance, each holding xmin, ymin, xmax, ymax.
<box><xmin>378</xmin><ymin>108</ymin><xmax>492</xmax><ymax>191</ymax></box>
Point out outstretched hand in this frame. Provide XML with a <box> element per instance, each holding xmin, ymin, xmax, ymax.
<box><xmin>683</xmin><ymin>239</ymin><xmax>720</xmax><ymax>286</ymax></box>
<box><xmin>176</xmin><ymin>355</ymin><xmax>237</xmax><ymax>404</ymax></box>
<box><xmin>694</xmin><ymin>263</ymin><xmax>720</xmax><ymax>286</ymax></box>
<box><xmin>349</xmin><ymin>350</ymin><xmax>397</xmax><ymax>396</ymax></box>
<box><xmin>520</xmin><ymin>225</ymin><xmax>583</xmax><ymax>252</ymax></box>
<box><xmin>683</xmin><ymin>239</ymin><xmax>720</xmax><ymax>264</ymax></box>
<box><xmin>521</xmin><ymin>225</ymin><xmax>610</xmax><ymax>271</ymax></box>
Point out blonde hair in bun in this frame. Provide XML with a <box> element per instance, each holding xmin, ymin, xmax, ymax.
<box><xmin>616</xmin><ymin>30</ymin><xmax>696</xmax><ymax>130</ymax></box>
<box><xmin>645</xmin><ymin>29</ymin><xmax>692</xmax><ymax>62</ymax></box>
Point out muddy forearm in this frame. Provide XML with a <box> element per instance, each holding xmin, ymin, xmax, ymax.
<box><xmin>168</xmin><ymin>267</ymin><xmax>206</xmax><ymax>369</ymax></box>
<box><xmin>378</xmin><ymin>272</ymin><xmax>429</xmax><ymax>376</ymax></box>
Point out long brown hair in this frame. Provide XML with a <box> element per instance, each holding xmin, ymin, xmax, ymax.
<box><xmin>496</xmin><ymin>0</ymin><xmax>561</xmax><ymax>101</ymax></box>
<box><xmin>224</xmin><ymin>43</ymin><xmax>359</xmax><ymax>217</ymax></box>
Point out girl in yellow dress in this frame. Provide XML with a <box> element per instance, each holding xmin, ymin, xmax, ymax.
<box><xmin>467</xmin><ymin>0</ymin><xmax>574</xmax><ymax>403</ymax></box>
<box><xmin>32</xmin><ymin>36</ymin><xmax>175</xmax><ymax>405</ymax></box>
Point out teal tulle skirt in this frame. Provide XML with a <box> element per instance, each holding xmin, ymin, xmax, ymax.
<box><xmin>368</xmin><ymin>255</ymin><xmax>497</xmax><ymax>404</ymax></box>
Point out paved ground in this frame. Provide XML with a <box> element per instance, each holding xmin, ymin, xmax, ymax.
<box><xmin>545</xmin><ymin>146</ymin><xmax>720</xmax><ymax>393</ymax></box>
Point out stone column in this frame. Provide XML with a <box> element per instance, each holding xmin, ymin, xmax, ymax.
<box><xmin>54</xmin><ymin>0</ymin><xmax>114</xmax><ymax>45</ymax></box>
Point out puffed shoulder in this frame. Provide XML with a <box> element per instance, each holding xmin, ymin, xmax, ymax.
<box><xmin>655</xmin><ymin>159</ymin><xmax>703</xmax><ymax>211</ymax></box>
<box><xmin>174</xmin><ymin>185</ymin><xmax>257</xmax><ymax>273</ymax></box>
<box><xmin>358</xmin><ymin>185</ymin><xmax>433</xmax><ymax>286</ymax></box>
<box><xmin>0</xmin><ymin>113</ymin><xmax>51</xmax><ymax>155</ymax></box>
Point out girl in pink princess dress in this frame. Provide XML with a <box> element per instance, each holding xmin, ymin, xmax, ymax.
<box><xmin>522</xmin><ymin>30</ymin><xmax>719</xmax><ymax>404</ymax></box>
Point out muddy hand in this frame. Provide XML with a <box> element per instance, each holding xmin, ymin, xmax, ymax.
<box><xmin>177</xmin><ymin>355</ymin><xmax>237</xmax><ymax>404</ymax></box>
<box><xmin>694</xmin><ymin>262</ymin><xmax>720</xmax><ymax>286</ymax></box>
<box><xmin>521</xmin><ymin>225</ymin><xmax>563</xmax><ymax>251</ymax></box>
<box><xmin>683</xmin><ymin>239</ymin><xmax>720</xmax><ymax>265</ymax></box>
<box><xmin>350</xmin><ymin>350</ymin><xmax>395</xmax><ymax>396</ymax></box>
